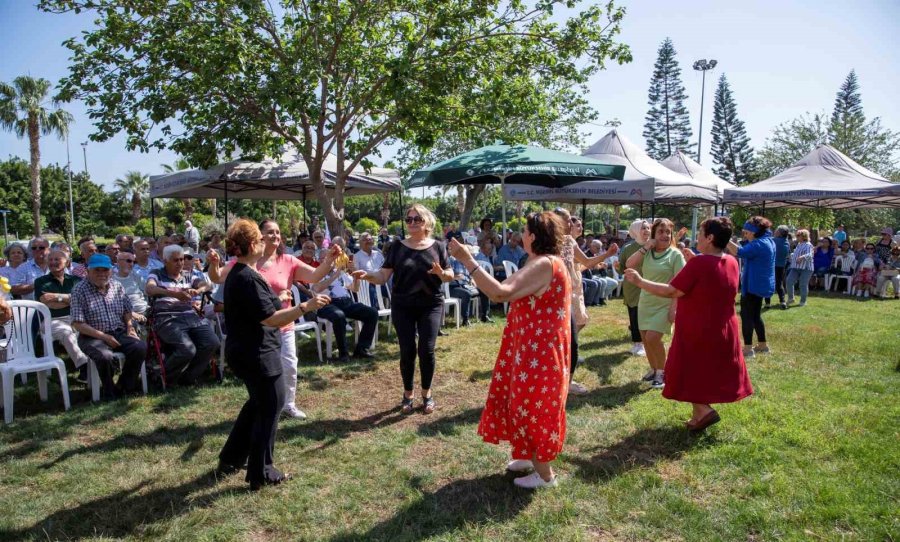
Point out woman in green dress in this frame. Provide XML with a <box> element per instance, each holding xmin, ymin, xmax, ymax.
<box><xmin>625</xmin><ymin>218</ymin><xmax>686</xmax><ymax>389</ymax></box>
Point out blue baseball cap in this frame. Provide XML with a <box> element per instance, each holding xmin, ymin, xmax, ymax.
<box><xmin>87</xmin><ymin>254</ymin><xmax>113</xmax><ymax>269</ymax></box>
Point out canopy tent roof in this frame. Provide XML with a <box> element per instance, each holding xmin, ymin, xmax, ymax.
<box><xmin>407</xmin><ymin>144</ymin><xmax>626</xmax><ymax>189</ymax></box>
<box><xmin>660</xmin><ymin>151</ymin><xmax>734</xmax><ymax>199</ymax></box>
<box><xmin>149</xmin><ymin>150</ymin><xmax>400</xmax><ymax>200</ymax></box>
<box><xmin>569</xmin><ymin>129</ymin><xmax>719</xmax><ymax>204</ymax></box>
<box><xmin>723</xmin><ymin>144</ymin><xmax>900</xmax><ymax>209</ymax></box>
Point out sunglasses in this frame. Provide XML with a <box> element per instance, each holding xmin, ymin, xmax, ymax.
<box><xmin>184</xmin><ymin>255</ymin><xmax>193</xmax><ymax>260</ymax></box>
<box><xmin>405</xmin><ymin>216</ymin><xmax>425</xmax><ymax>224</ymax></box>
<box><xmin>31</xmin><ymin>246</ymin><xmax>48</xmax><ymax>250</ymax></box>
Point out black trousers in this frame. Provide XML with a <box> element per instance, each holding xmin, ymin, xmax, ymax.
<box><xmin>448</xmin><ymin>284</ymin><xmax>489</xmax><ymax>323</ymax></box>
<box><xmin>317</xmin><ymin>296</ymin><xmax>378</xmax><ymax>356</ymax></box>
<box><xmin>740</xmin><ymin>293</ymin><xmax>767</xmax><ymax>346</ymax></box>
<box><xmin>219</xmin><ymin>372</ymin><xmax>286</xmax><ymax>486</ymax></box>
<box><xmin>570</xmin><ymin>312</ymin><xmax>579</xmax><ymax>379</ymax></box>
<box><xmin>627</xmin><ymin>305</ymin><xmax>641</xmax><ymax>342</ymax></box>
<box><xmin>78</xmin><ymin>330</ymin><xmax>146</xmax><ymax>397</ymax></box>
<box><xmin>392</xmin><ymin>303</ymin><xmax>443</xmax><ymax>391</ymax></box>
<box><xmin>766</xmin><ymin>266</ymin><xmax>786</xmax><ymax>304</ymax></box>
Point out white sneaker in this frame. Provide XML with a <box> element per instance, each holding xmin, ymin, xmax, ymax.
<box><xmin>634</xmin><ymin>344</ymin><xmax>646</xmax><ymax>357</ymax></box>
<box><xmin>282</xmin><ymin>404</ymin><xmax>307</xmax><ymax>419</ymax></box>
<box><xmin>506</xmin><ymin>459</ymin><xmax>534</xmax><ymax>472</ymax></box>
<box><xmin>650</xmin><ymin>372</ymin><xmax>665</xmax><ymax>389</ymax></box>
<box><xmin>568</xmin><ymin>381</ymin><xmax>589</xmax><ymax>395</ymax></box>
<box><xmin>797</xmin><ymin>301</ymin><xmax>806</xmax><ymax>307</ymax></box>
<box><xmin>513</xmin><ymin>472</ymin><xmax>558</xmax><ymax>489</ymax></box>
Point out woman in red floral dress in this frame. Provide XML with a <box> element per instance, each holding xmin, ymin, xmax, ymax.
<box><xmin>448</xmin><ymin>211</ymin><xmax>571</xmax><ymax>489</ymax></box>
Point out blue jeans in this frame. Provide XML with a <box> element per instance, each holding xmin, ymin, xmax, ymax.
<box><xmin>582</xmin><ymin>278</ymin><xmax>600</xmax><ymax>306</ymax></box>
<box><xmin>786</xmin><ymin>268</ymin><xmax>813</xmax><ymax>303</ymax></box>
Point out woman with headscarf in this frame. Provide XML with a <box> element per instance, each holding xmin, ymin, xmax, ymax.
<box><xmin>618</xmin><ymin>219</ymin><xmax>651</xmax><ymax>361</ymax></box>
<box><xmin>727</xmin><ymin>216</ymin><xmax>775</xmax><ymax>358</ymax></box>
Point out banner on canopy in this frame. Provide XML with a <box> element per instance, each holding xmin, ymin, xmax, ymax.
<box><xmin>503</xmin><ymin>178</ymin><xmax>655</xmax><ymax>203</ymax></box>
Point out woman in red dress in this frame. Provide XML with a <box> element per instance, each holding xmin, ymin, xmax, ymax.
<box><xmin>448</xmin><ymin>211</ymin><xmax>571</xmax><ymax>489</ymax></box>
<box><xmin>624</xmin><ymin>217</ymin><xmax>753</xmax><ymax>432</ymax></box>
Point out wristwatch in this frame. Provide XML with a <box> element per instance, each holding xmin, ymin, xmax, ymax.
<box><xmin>56</xmin><ymin>295</ymin><xmax>62</xmax><ymax>303</ymax></box>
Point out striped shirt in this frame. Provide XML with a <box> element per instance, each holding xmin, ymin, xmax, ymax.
<box><xmin>789</xmin><ymin>241</ymin><xmax>814</xmax><ymax>271</ymax></box>
<box><xmin>71</xmin><ymin>279</ymin><xmax>132</xmax><ymax>333</ymax></box>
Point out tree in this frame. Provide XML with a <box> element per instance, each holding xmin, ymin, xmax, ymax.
<box><xmin>710</xmin><ymin>74</ymin><xmax>755</xmax><ymax>185</ymax></box>
<box><xmin>42</xmin><ymin>0</ymin><xmax>630</xmax><ymax>237</ymax></box>
<box><xmin>827</xmin><ymin>70</ymin><xmax>900</xmax><ymax>178</ymax></box>
<box><xmin>755</xmin><ymin>113</ymin><xmax>829</xmax><ymax>179</ymax></box>
<box><xmin>643</xmin><ymin>38</ymin><xmax>692</xmax><ymax>160</ymax></box>
<box><xmin>0</xmin><ymin>76</ymin><xmax>73</xmax><ymax>235</ymax></box>
<box><xmin>161</xmin><ymin>158</ymin><xmax>198</xmax><ymax>220</ymax></box>
<box><xmin>114</xmin><ymin>170</ymin><xmax>149</xmax><ymax>224</ymax></box>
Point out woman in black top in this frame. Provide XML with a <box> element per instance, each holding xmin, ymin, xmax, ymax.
<box><xmin>355</xmin><ymin>204</ymin><xmax>453</xmax><ymax>414</ymax></box>
<box><xmin>217</xmin><ymin>219</ymin><xmax>330</xmax><ymax>490</ymax></box>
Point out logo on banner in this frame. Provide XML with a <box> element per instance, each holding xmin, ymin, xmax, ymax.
<box><xmin>630</xmin><ymin>189</ymin><xmax>643</xmax><ymax>197</ymax></box>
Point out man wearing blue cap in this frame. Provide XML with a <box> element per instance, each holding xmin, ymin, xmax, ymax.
<box><xmin>71</xmin><ymin>254</ymin><xmax>147</xmax><ymax>400</ymax></box>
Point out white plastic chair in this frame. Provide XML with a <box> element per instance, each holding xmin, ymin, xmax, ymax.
<box><xmin>290</xmin><ymin>285</ymin><xmax>324</xmax><ymax>363</ymax></box>
<box><xmin>355</xmin><ymin>283</ymin><xmax>391</xmax><ymax>345</ymax></box>
<box><xmin>825</xmin><ymin>256</ymin><xmax>855</xmax><ymax>294</ymax></box>
<box><xmin>501</xmin><ymin>260</ymin><xmax>519</xmax><ymax>314</ymax></box>
<box><xmin>1</xmin><ymin>301</ymin><xmax>71</xmax><ymax>424</ymax></box>
<box><xmin>610</xmin><ymin>267</ymin><xmax>625</xmax><ymax>298</ymax></box>
<box><xmin>441</xmin><ymin>282</ymin><xmax>461</xmax><ymax>329</ymax></box>
<box><xmin>87</xmin><ymin>351</ymin><xmax>149</xmax><ymax>402</ymax></box>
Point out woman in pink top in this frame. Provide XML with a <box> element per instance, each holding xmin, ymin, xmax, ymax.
<box><xmin>209</xmin><ymin>219</ymin><xmax>338</xmax><ymax>418</ymax></box>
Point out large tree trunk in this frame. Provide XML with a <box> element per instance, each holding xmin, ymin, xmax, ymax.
<box><xmin>456</xmin><ymin>185</ymin><xmax>465</xmax><ymax>220</ymax></box>
<box><xmin>131</xmin><ymin>193</ymin><xmax>141</xmax><ymax>224</ymax></box>
<box><xmin>459</xmin><ymin>185</ymin><xmax>486</xmax><ymax>232</ymax></box>
<box><xmin>28</xmin><ymin>116</ymin><xmax>42</xmax><ymax>236</ymax></box>
<box><xmin>613</xmin><ymin>205</ymin><xmax>621</xmax><ymax>236</ymax></box>
<box><xmin>209</xmin><ymin>198</ymin><xmax>217</xmax><ymax>219</ymax></box>
<box><xmin>381</xmin><ymin>192</ymin><xmax>390</xmax><ymax>227</ymax></box>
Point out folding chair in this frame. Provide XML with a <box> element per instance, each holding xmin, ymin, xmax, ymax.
<box><xmin>290</xmin><ymin>285</ymin><xmax>323</xmax><ymax>362</ymax></box>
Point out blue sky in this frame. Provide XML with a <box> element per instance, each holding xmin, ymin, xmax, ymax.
<box><xmin>1</xmin><ymin>0</ymin><xmax>898</xmax><ymax>192</ymax></box>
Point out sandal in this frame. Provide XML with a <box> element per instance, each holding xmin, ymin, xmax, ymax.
<box><xmin>400</xmin><ymin>396</ymin><xmax>414</xmax><ymax>414</ymax></box>
<box><xmin>422</xmin><ymin>396</ymin><xmax>436</xmax><ymax>414</ymax></box>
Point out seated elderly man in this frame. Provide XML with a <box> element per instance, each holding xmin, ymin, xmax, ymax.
<box><xmin>145</xmin><ymin>245</ymin><xmax>219</xmax><ymax>386</ymax></box>
<box><xmin>583</xmin><ymin>239</ymin><xmax>619</xmax><ymax>306</ymax></box>
<box><xmin>34</xmin><ymin>248</ymin><xmax>91</xmax><ymax>378</ymax></box>
<box><xmin>112</xmin><ymin>251</ymin><xmax>149</xmax><ymax>323</ymax></box>
<box><xmin>71</xmin><ymin>239</ymin><xmax>99</xmax><ymax>279</ymax></box>
<box><xmin>449</xmin><ymin>253</ymin><xmax>491</xmax><ymax>325</ymax></box>
<box><xmin>10</xmin><ymin>237</ymin><xmax>51</xmax><ymax>300</ymax></box>
<box><xmin>312</xmin><ymin>264</ymin><xmax>378</xmax><ymax>363</ymax></box>
<box><xmin>497</xmin><ymin>232</ymin><xmax>527</xmax><ymax>269</ymax></box>
<box><xmin>71</xmin><ymin>254</ymin><xmax>147</xmax><ymax>400</ymax></box>
<box><xmin>353</xmin><ymin>232</ymin><xmax>385</xmax><ymax>309</ymax></box>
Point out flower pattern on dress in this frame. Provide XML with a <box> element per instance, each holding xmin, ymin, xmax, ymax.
<box><xmin>477</xmin><ymin>256</ymin><xmax>572</xmax><ymax>462</ymax></box>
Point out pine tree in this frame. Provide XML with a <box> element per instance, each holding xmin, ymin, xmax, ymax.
<box><xmin>710</xmin><ymin>74</ymin><xmax>755</xmax><ymax>185</ymax></box>
<box><xmin>643</xmin><ymin>38</ymin><xmax>692</xmax><ymax>160</ymax></box>
<box><xmin>828</xmin><ymin>70</ymin><xmax>867</xmax><ymax>160</ymax></box>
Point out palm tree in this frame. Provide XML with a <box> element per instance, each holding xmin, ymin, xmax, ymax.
<box><xmin>162</xmin><ymin>157</ymin><xmax>205</xmax><ymax>219</ymax></box>
<box><xmin>0</xmin><ymin>76</ymin><xmax>74</xmax><ymax>236</ymax></box>
<box><xmin>114</xmin><ymin>171</ymin><xmax>149</xmax><ymax>224</ymax></box>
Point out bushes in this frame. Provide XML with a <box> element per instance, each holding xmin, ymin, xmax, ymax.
<box><xmin>354</xmin><ymin>217</ymin><xmax>379</xmax><ymax>235</ymax></box>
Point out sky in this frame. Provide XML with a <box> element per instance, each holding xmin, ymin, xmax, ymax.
<box><xmin>1</xmin><ymin>0</ymin><xmax>898</xmax><ymax>193</ymax></box>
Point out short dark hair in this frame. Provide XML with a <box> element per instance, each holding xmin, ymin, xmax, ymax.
<box><xmin>701</xmin><ymin>217</ymin><xmax>733</xmax><ymax>249</ymax></box>
<box><xmin>480</xmin><ymin>217</ymin><xmax>493</xmax><ymax>229</ymax></box>
<box><xmin>745</xmin><ymin>215</ymin><xmax>772</xmax><ymax>238</ymax></box>
<box><xmin>526</xmin><ymin>212</ymin><xmax>565</xmax><ymax>256</ymax></box>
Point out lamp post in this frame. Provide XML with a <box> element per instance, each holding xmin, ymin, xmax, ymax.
<box><xmin>692</xmin><ymin>58</ymin><xmax>718</xmax><ymax>237</ymax></box>
<box><xmin>66</xmin><ymin>134</ymin><xmax>76</xmax><ymax>241</ymax></box>
<box><xmin>0</xmin><ymin>210</ymin><xmax>9</xmax><ymax>247</ymax></box>
<box><xmin>80</xmin><ymin>141</ymin><xmax>89</xmax><ymax>177</ymax></box>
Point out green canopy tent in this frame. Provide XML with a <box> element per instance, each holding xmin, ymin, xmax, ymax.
<box><xmin>408</xmin><ymin>144</ymin><xmax>626</xmax><ymax>240</ymax></box>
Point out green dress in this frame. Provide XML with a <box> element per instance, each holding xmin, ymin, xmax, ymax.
<box><xmin>637</xmin><ymin>247</ymin><xmax>686</xmax><ymax>335</ymax></box>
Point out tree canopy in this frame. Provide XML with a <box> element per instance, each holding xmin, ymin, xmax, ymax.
<box><xmin>643</xmin><ymin>37</ymin><xmax>692</xmax><ymax>160</ymax></box>
<box><xmin>710</xmin><ymin>74</ymin><xmax>755</xmax><ymax>185</ymax></box>
<box><xmin>42</xmin><ymin>0</ymin><xmax>631</xmax><ymax>236</ymax></box>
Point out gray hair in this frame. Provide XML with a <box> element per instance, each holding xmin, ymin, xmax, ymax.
<box><xmin>3</xmin><ymin>242</ymin><xmax>27</xmax><ymax>259</ymax></box>
<box><xmin>163</xmin><ymin>244</ymin><xmax>185</xmax><ymax>261</ymax></box>
<box><xmin>590</xmin><ymin>239</ymin><xmax>604</xmax><ymax>250</ymax></box>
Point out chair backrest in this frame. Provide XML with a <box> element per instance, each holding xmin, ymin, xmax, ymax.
<box><xmin>465</xmin><ymin>235</ymin><xmax>477</xmax><ymax>245</ymax></box>
<box><xmin>355</xmin><ymin>282</ymin><xmax>372</xmax><ymax>306</ymax></box>
<box><xmin>375</xmin><ymin>285</ymin><xmax>390</xmax><ymax>311</ymax></box>
<box><xmin>6</xmin><ymin>301</ymin><xmax>54</xmax><ymax>363</ymax></box>
<box><xmin>836</xmin><ymin>255</ymin><xmax>855</xmax><ymax>273</ymax></box>
<box><xmin>290</xmin><ymin>284</ymin><xmax>304</xmax><ymax>323</ymax></box>
<box><xmin>502</xmin><ymin>260</ymin><xmax>519</xmax><ymax>278</ymax></box>
<box><xmin>441</xmin><ymin>281</ymin><xmax>452</xmax><ymax>299</ymax></box>
<box><xmin>478</xmin><ymin>261</ymin><xmax>493</xmax><ymax>275</ymax></box>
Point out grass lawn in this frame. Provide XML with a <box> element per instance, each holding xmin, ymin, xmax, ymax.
<box><xmin>1</xmin><ymin>293</ymin><xmax>898</xmax><ymax>541</ymax></box>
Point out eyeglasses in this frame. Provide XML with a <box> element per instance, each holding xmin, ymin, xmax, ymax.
<box><xmin>405</xmin><ymin>216</ymin><xmax>425</xmax><ymax>224</ymax></box>
<box><xmin>184</xmin><ymin>255</ymin><xmax>193</xmax><ymax>260</ymax></box>
<box><xmin>31</xmin><ymin>245</ymin><xmax>48</xmax><ymax>250</ymax></box>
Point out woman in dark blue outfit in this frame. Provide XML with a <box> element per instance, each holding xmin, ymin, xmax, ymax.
<box><xmin>727</xmin><ymin>216</ymin><xmax>775</xmax><ymax>358</ymax></box>
<box><xmin>217</xmin><ymin>219</ymin><xmax>330</xmax><ymax>490</ymax></box>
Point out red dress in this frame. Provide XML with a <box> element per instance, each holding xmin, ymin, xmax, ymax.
<box><xmin>478</xmin><ymin>257</ymin><xmax>572</xmax><ymax>462</ymax></box>
<box><xmin>663</xmin><ymin>254</ymin><xmax>753</xmax><ymax>404</ymax></box>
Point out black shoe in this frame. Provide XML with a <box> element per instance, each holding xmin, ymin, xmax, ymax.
<box><xmin>249</xmin><ymin>469</ymin><xmax>292</xmax><ymax>491</ymax></box>
<box><xmin>480</xmin><ymin>316</ymin><xmax>494</xmax><ymax>324</ymax></box>
<box><xmin>598</xmin><ymin>299</ymin><xmax>607</xmax><ymax>306</ymax></box>
<box><xmin>461</xmin><ymin>320</ymin><xmax>471</xmax><ymax>327</ymax></box>
<box><xmin>332</xmin><ymin>353</ymin><xmax>350</xmax><ymax>363</ymax></box>
<box><xmin>216</xmin><ymin>460</ymin><xmax>246</xmax><ymax>476</ymax></box>
<box><xmin>76</xmin><ymin>365</ymin><xmax>88</xmax><ymax>385</ymax></box>
<box><xmin>352</xmin><ymin>350</ymin><xmax>375</xmax><ymax>360</ymax></box>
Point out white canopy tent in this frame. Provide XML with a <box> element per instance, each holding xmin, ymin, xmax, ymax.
<box><xmin>660</xmin><ymin>151</ymin><xmax>734</xmax><ymax>201</ymax></box>
<box><xmin>723</xmin><ymin>145</ymin><xmax>900</xmax><ymax>209</ymax></box>
<box><xmin>579</xmin><ymin>129</ymin><xmax>719</xmax><ymax>204</ymax></box>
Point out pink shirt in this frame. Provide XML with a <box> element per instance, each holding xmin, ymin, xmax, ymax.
<box><xmin>225</xmin><ymin>254</ymin><xmax>304</xmax><ymax>330</ymax></box>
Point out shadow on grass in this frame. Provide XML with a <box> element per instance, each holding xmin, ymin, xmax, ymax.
<box><xmin>566</xmin><ymin>380</ymin><xmax>649</xmax><ymax>411</ymax></box>
<box><xmin>0</xmin><ymin>470</ymin><xmax>237</xmax><ymax>540</ymax></box>
<box><xmin>329</xmin><ymin>473</ymin><xmax>533</xmax><ymax>542</ymax></box>
<box><xmin>567</xmin><ymin>426</ymin><xmax>705</xmax><ymax>483</ymax></box>
<box><xmin>416</xmin><ymin>407</ymin><xmax>482</xmax><ymax>436</ymax></box>
<box><xmin>281</xmin><ymin>407</ymin><xmax>409</xmax><ymax>451</ymax></box>
<box><xmin>581</xmin><ymin>351</ymin><xmax>632</xmax><ymax>385</ymax></box>
<box><xmin>579</xmin><ymin>336</ymin><xmax>632</xmax><ymax>351</ymax></box>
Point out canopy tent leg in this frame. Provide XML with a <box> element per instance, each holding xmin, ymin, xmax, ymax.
<box><xmin>151</xmin><ymin>198</ymin><xmax>156</xmax><ymax>238</ymax></box>
<box><xmin>398</xmin><ymin>188</ymin><xmax>406</xmax><ymax>238</ymax></box>
<box><xmin>500</xmin><ymin>175</ymin><xmax>507</xmax><ymax>246</ymax></box>
<box><xmin>581</xmin><ymin>200</ymin><xmax>587</xmax><ymax>224</ymax></box>
<box><xmin>302</xmin><ymin>191</ymin><xmax>307</xmax><ymax>231</ymax></box>
<box><xmin>651</xmin><ymin>204</ymin><xmax>656</xmax><ymax>220</ymax></box>
<box><xmin>224</xmin><ymin>182</ymin><xmax>229</xmax><ymax>231</ymax></box>
<box><xmin>690</xmin><ymin>206</ymin><xmax>699</xmax><ymax>242</ymax></box>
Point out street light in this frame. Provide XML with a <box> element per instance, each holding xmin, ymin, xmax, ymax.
<box><xmin>66</xmin><ymin>134</ymin><xmax>77</xmax><ymax>241</ymax></box>
<box><xmin>692</xmin><ymin>58</ymin><xmax>718</xmax><ymax>239</ymax></box>
<box><xmin>80</xmin><ymin>141</ymin><xmax>89</xmax><ymax>177</ymax></box>
<box><xmin>0</xmin><ymin>210</ymin><xmax>10</xmax><ymax>247</ymax></box>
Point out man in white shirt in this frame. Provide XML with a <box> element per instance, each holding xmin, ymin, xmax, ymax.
<box><xmin>112</xmin><ymin>251</ymin><xmax>149</xmax><ymax>322</ymax></box>
<box><xmin>353</xmin><ymin>232</ymin><xmax>385</xmax><ymax>309</ymax></box>
<box><xmin>10</xmin><ymin>237</ymin><xmax>50</xmax><ymax>300</ymax></box>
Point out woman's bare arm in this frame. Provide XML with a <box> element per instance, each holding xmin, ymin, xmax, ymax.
<box><xmin>469</xmin><ymin>256</ymin><xmax>553</xmax><ymax>303</ymax></box>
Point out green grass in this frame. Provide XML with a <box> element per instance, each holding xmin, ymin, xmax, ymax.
<box><xmin>1</xmin><ymin>293</ymin><xmax>898</xmax><ymax>541</ymax></box>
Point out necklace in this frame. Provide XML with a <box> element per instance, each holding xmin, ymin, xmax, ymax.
<box><xmin>650</xmin><ymin>247</ymin><xmax>670</xmax><ymax>260</ymax></box>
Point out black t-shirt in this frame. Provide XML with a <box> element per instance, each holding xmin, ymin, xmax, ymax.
<box><xmin>383</xmin><ymin>240</ymin><xmax>448</xmax><ymax>307</ymax></box>
<box><xmin>223</xmin><ymin>262</ymin><xmax>282</xmax><ymax>379</ymax></box>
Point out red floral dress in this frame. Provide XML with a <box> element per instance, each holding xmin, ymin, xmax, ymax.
<box><xmin>477</xmin><ymin>256</ymin><xmax>572</xmax><ymax>462</ymax></box>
